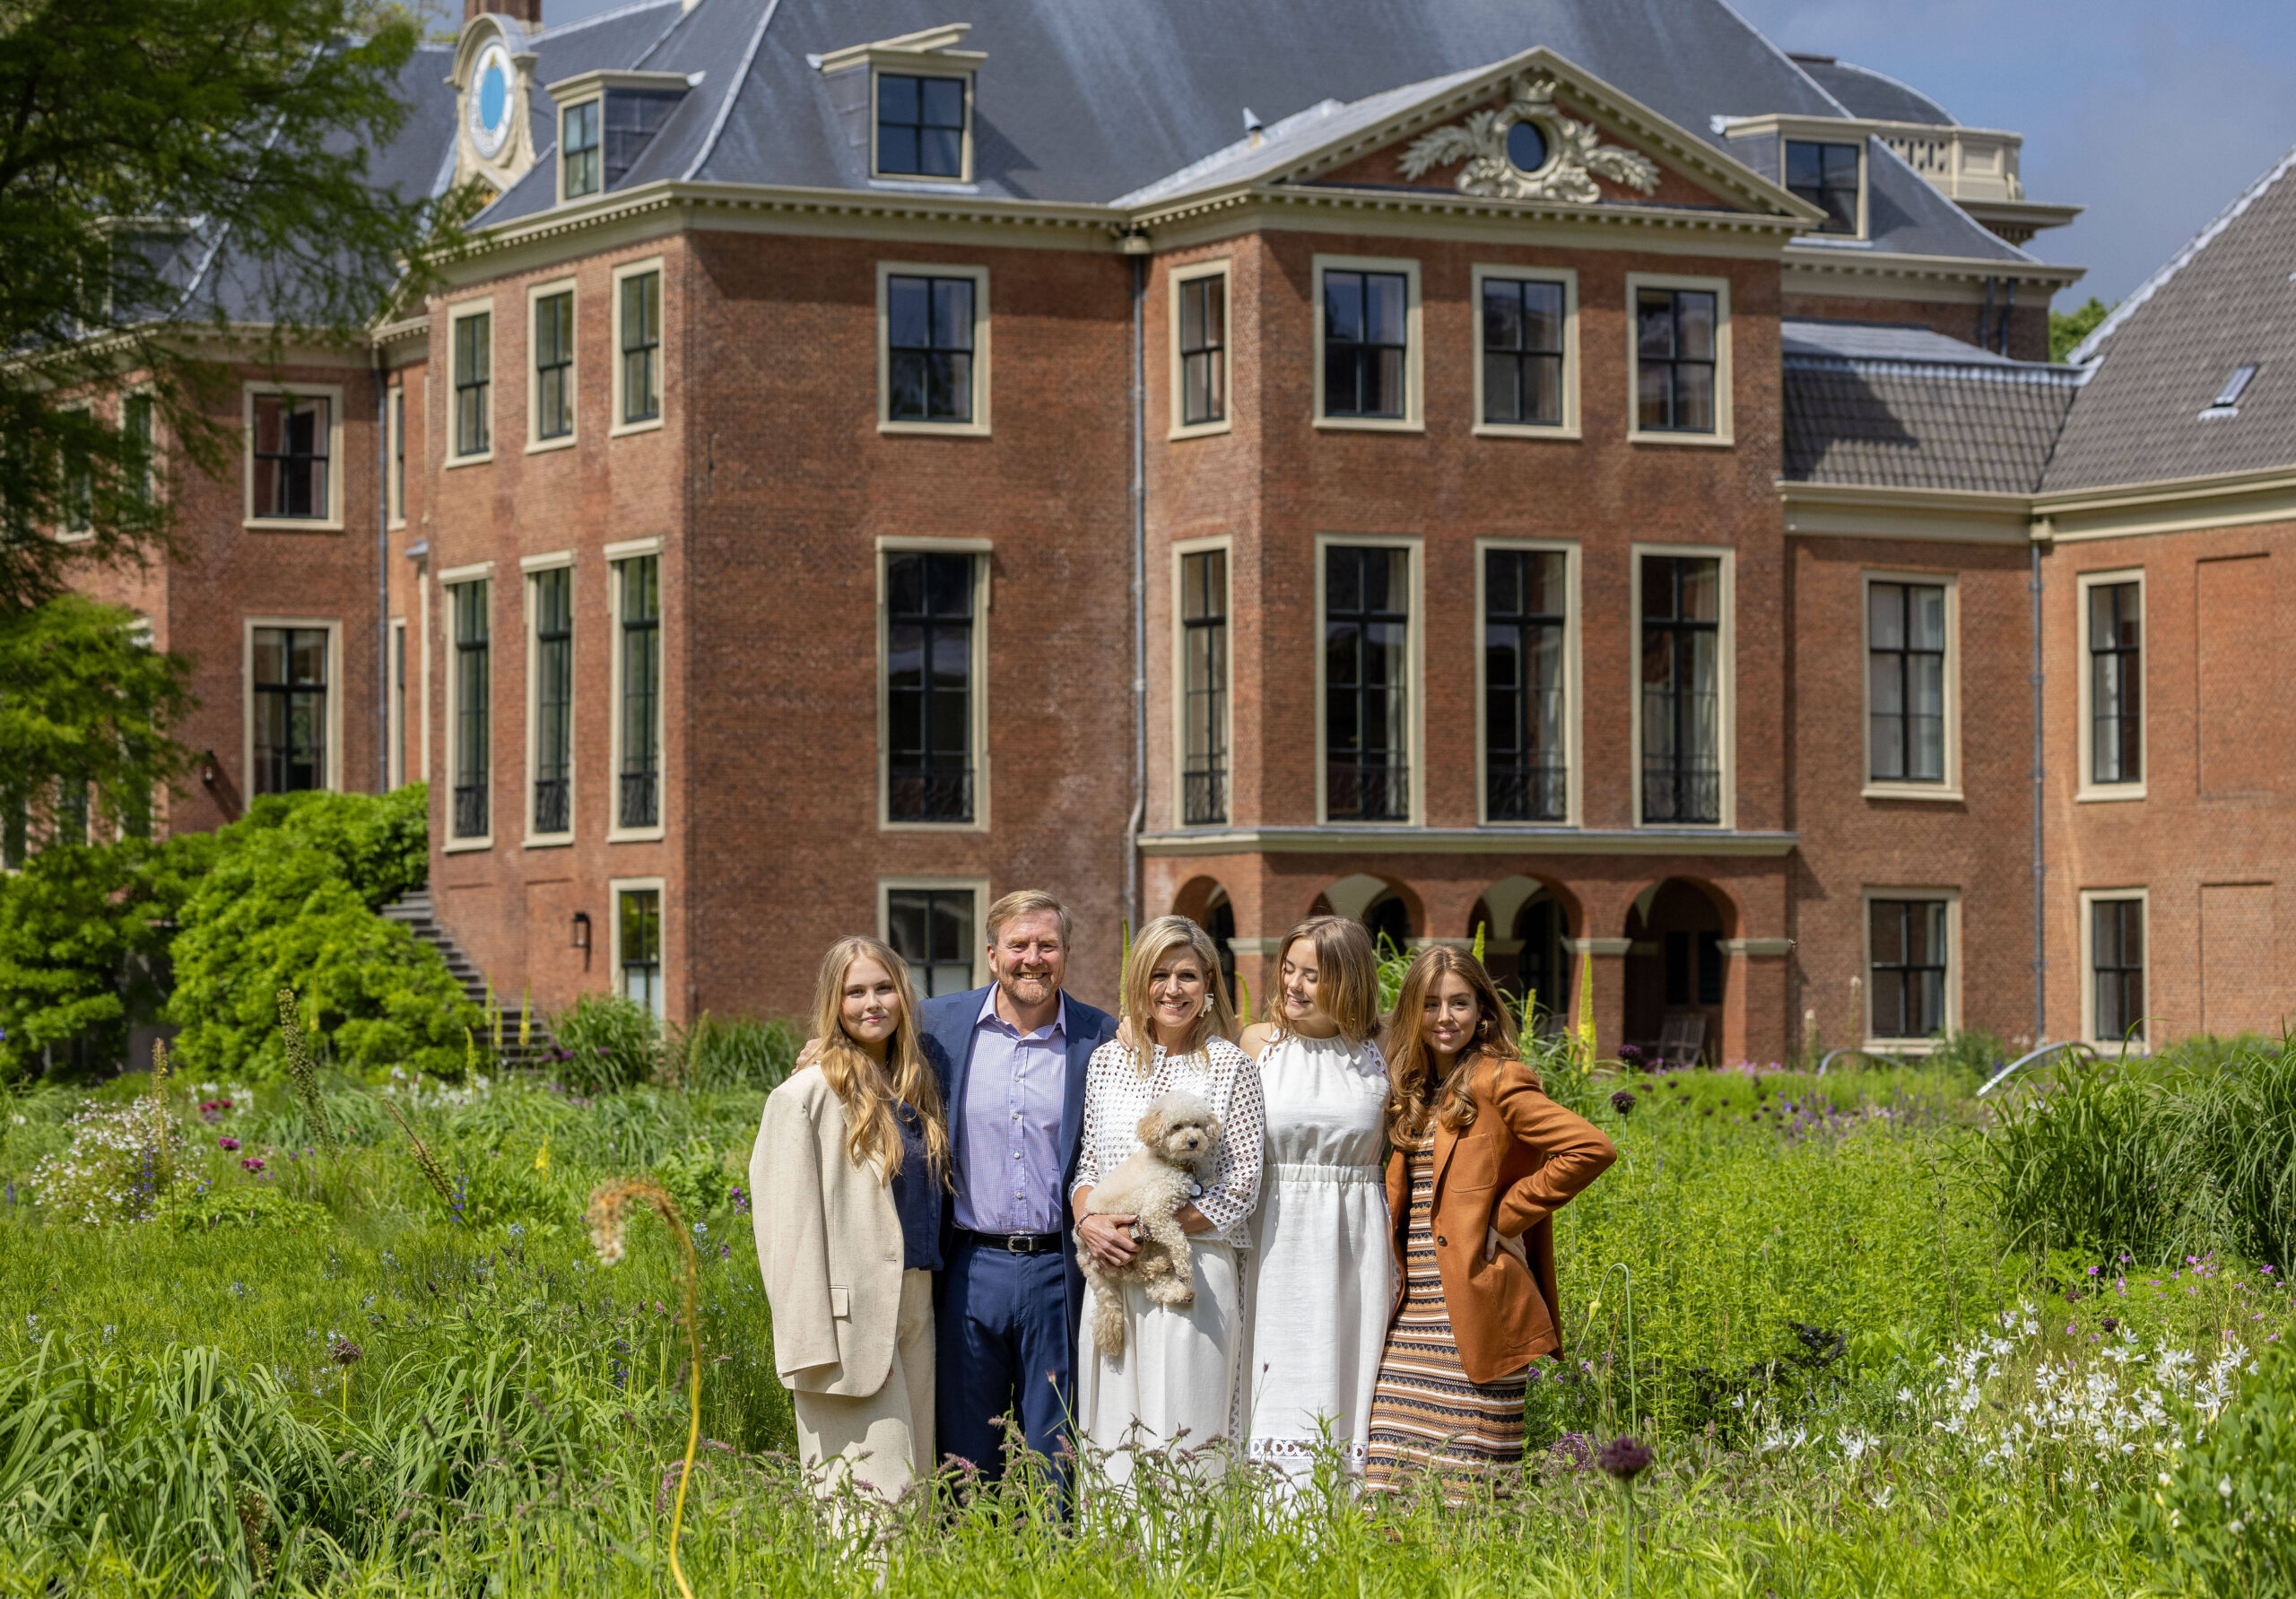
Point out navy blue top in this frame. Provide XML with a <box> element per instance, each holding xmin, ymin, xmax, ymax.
<box><xmin>888</xmin><ymin>1104</ymin><xmax>944</xmax><ymax>1272</ymax></box>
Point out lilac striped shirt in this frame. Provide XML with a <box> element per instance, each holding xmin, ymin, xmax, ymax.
<box><xmin>952</xmin><ymin>988</ymin><xmax>1070</xmax><ymax>1234</ymax></box>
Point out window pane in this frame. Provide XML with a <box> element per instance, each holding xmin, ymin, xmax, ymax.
<box><xmin>919</xmin><ymin>77</ymin><xmax>964</xmax><ymax>127</ymax></box>
<box><xmin>1325</xmin><ymin>273</ymin><xmax>1363</xmax><ymax>343</ymax></box>
<box><xmin>1364</xmin><ymin>274</ymin><xmax>1407</xmax><ymax>346</ymax></box>
<box><xmin>932</xmin><ymin>279</ymin><xmax>972</xmax><ymax>351</ymax></box>
<box><xmin>920</xmin><ymin>127</ymin><xmax>962</xmax><ymax>178</ymax></box>
<box><xmin>1637</xmin><ymin>291</ymin><xmax>1675</xmax><ymax>357</ymax></box>
<box><xmin>1483</xmin><ymin>282</ymin><xmax>1524</xmax><ymax>353</ymax></box>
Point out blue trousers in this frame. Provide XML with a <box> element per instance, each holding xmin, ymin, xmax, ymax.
<box><xmin>936</xmin><ymin>1240</ymin><xmax>1074</xmax><ymax>1490</ymax></box>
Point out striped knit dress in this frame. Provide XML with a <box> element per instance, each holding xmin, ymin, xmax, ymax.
<box><xmin>1361</xmin><ymin>1133</ymin><xmax>1527</xmax><ymax>1493</ymax></box>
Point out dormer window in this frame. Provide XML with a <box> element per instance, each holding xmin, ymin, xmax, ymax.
<box><xmin>562</xmin><ymin>100</ymin><xmax>602</xmax><ymax>199</ymax></box>
<box><xmin>814</xmin><ymin>23</ymin><xmax>985</xmax><ymax>186</ymax></box>
<box><xmin>1785</xmin><ymin>139</ymin><xmax>1861</xmax><ymax>234</ymax></box>
<box><xmin>877</xmin><ymin>74</ymin><xmax>966</xmax><ymax>178</ymax></box>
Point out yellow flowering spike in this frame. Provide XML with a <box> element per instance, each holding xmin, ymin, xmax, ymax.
<box><xmin>535</xmin><ymin>1136</ymin><xmax>551</xmax><ymax>1177</ymax></box>
<box><xmin>464</xmin><ymin>1026</ymin><xmax>477</xmax><ymax>1075</ymax></box>
<box><xmin>1118</xmin><ymin>919</ymin><xmax>1132</xmax><ymax>1013</ymax></box>
<box><xmin>489</xmin><ymin>979</ymin><xmax>500</xmax><ymax>1053</ymax></box>
<box><xmin>1576</xmin><ymin>948</ymin><xmax>1597</xmax><ymax>1066</ymax></box>
<box><xmin>519</xmin><ymin>986</ymin><xmax>532</xmax><ymax>1050</ymax></box>
<box><xmin>1472</xmin><ymin>921</ymin><xmax>1486</xmax><ymax>966</ymax></box>
<box><xmin>1236</xmin><ymin>970</ymin><xmax>1251</xmax><ymax>1027</ymax></box>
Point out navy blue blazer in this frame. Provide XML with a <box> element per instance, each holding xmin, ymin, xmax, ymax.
<box><xmin>918</xmin><ymin>985</ymin><xmax>1118</xmax><ymax>1343</ymax></box>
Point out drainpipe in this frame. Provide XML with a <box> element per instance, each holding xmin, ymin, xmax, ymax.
<box><xmin>2030</xmin><ymin>540</ymin><xmax>2047</xmax><ymax>1042</ymax></box>
<box><xmin>1125</xmin><ymin>242</ymin><xmax>1148</xmax><ymax>930</ymax></box>
<box><xmin>375</xmin><ymin>344</ymin><xmax>391</xmax><ymax>795</ymax></box>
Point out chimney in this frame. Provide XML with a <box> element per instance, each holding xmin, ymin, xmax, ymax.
<box><xmin>465</xmin><ymin>0</ymin><xmax>544</xmax><ymax>23</ymax></box>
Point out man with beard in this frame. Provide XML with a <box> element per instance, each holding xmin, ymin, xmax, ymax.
<box><xmin>917</xmin><ymin>889</ymin><xmax>1117</xmax><ymax>1490</ymax></box>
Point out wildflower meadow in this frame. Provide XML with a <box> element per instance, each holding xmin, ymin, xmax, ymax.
<box><xmin>2</xmin><ymin>995</ymin><xmax>2293</xmax><ymax>1596</ymax></box>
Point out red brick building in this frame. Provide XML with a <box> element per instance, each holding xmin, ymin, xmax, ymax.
<box><xmin>73</xmin><ymin>0</ymin><xmax>2296</xmax><ymax>1061</ymax></box>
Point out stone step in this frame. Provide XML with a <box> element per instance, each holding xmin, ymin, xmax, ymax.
<box><xmin>379</xmin><ymin>883</ymin><xmax>557</xmax><ymax>1065</ymax></box>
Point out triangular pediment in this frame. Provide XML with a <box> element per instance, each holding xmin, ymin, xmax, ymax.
<box><xmin>1213</xmin><ymin>48</ymin><xmax>1821</xmax><ymax>222</ymax></box>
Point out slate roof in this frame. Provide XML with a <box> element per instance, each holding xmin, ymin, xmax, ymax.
<box><xmin>2042</xmin><ymin>143</ymin><xmax>2296</xmax><ymax>491</ymax></box>
<box><xmin>1724</xmin><ymin>127</ymin><xmax>2030</xmax><ymax>264</ymax></box>
<box><xmin>1787</xmin><ymin>56</ymin><xmax>1954</xmax><ymax>127</ymax></box>
<box><xmin>1781</xmin><ymin>321</ymin><xmax>2080</xmax><ymax>493</ymax></box>
<box><xmin>458</xmin><ymin>0</ymin><xmax>2034</xmax><ymax>271</ymax></box>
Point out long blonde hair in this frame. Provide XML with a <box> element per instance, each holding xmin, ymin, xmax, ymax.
<box><xmin>1381</xmin><ymin>946</ymin><xmax>1518</xmax><ymax>1143</ymax></box>
<box><xmin>1120</xmin><ymin>915</ymin><xmax>1239</xmax><ymax>1073</ymax></box>
<box><xmin>808</xmin><ymin>936</ymin><xmax>950</xmax><ymax>1185</ymax></box>
<box><xmin>1262</xmin><ymin>914</ymin><xmax>1379</xmax><ymax>1047</ymax></box>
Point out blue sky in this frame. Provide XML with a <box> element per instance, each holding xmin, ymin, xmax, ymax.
<box><xmin>538</xmin><ymin>0</ymin><xmax>2296</xmax><ymax>310</ymax></box>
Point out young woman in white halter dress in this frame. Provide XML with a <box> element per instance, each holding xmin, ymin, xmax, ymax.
<box><xmin>1235</xmin><ymin>915</ymin><xmax>1392</xmax><ymax>1490</ymax></box>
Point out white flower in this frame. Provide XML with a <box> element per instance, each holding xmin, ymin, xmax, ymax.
<box><xmin>2218</xmin><ymin>1475</ymin><xmax>2232</xmax><ymax>1498</ymax></box>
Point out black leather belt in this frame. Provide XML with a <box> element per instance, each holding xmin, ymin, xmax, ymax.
<box><xmin>953</xmin><ymin>1227</ymin><xmax>1066</xmax><ymax>1256</ymax></box>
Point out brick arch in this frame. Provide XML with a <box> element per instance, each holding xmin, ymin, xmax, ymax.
<box><xmin>1169</xmin><ymin>873</ymin><xmax>1228</xmax><ymax>926</ymax></box>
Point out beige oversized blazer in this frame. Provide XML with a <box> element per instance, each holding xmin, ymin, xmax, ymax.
<box><xmin>750</xmin><ymin>1065</ymin><xmax>908</xmax><ymax>1398</ymax></box>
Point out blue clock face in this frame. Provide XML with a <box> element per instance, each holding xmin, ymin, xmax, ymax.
<box><xmin>468</xmin><ymin>41</ymin><xmax>515</xmax><ymax>160</ymax></box>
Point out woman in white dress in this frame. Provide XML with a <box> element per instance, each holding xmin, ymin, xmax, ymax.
<box><xmin>1235</xmin><ymin>915</ymin><xmax>1392</xmax><ymax>1490</ymax></box>
<box><xmin>1072</xmin><ymin>915</ymin><xmax>1265</xmax><ymax>1485</ymax></box>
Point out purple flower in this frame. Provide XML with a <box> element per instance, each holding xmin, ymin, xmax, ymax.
<box><xmin>1596</xmin><ymin>1436</ymin><xmax>1653</xmax><ymax>1482</ymax></box>
<box><xmin>2102</xmin><ymin>1317</ymin><xmax>2119</xmax><ymax>1333</ymax></box>
<box><xmin>1550</xmin><ymin>1431</ymin><xmax>1595</xmax><ymax>1470</ymax></box>
<box><xmin>1611</xmin><ymin>1090</ymin><xmax>1638</xmax><ymax>1117</ymax></box>
<box><xmin>217</xmin><ymin>1135</ymin><xmax>240</xmax><ymax>1151</ymax></box>
<box><xmin>241</xmin><ymin>1157</ymin><xmax>265</xmax><ymax>1173</ymax></box>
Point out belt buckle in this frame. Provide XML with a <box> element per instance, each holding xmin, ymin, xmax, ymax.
<box><xmin>1005</xmin><ymin>1233</ymin><xmax>1027</xmax><ymax>1255</ymax></box>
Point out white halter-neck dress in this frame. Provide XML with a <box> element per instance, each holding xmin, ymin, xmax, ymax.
<box><xmin>1239</xmin><ymin>1030</ymin><xmax>1392</xmax><ymax>1486</ymax></box>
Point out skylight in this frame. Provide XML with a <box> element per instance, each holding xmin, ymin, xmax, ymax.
<box><xmin>2205</xmin><ymin>363</ymin><xmax>2258</xmax><ymax>412</ymax></box>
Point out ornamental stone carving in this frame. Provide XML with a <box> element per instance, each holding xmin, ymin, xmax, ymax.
<box><xmin>1399</xmin><ymin>73</ymin><xmax>1660</xmax><ymax>204</ymax></box>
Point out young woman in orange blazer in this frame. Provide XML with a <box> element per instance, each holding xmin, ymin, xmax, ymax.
<box><xmin>1362</xmin><ymin>945</ymin><xmax>1616</xmax><ymax>1496</ymax></box>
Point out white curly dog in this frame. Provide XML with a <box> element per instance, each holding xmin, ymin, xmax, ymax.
<box><xmin>1076</xmin><ymin>1090</ymin><xmax>1222</xmax><ymax>1359</ymax></box>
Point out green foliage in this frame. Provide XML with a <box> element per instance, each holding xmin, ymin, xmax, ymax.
<box><xmin>651</xmin><ymin>1142</ymin><xmax>734</xmax><ymax>1223</ymax></box>
<box><xmin>0</xmin><ymin>593</ymin><xmax>194</xmax><ymax>833</ymax></box>
<box><xmin>667</xmin><ymin>1010</ymin><xmax>799</xmax><ymax>1093</ymax></box>
<box><xmin>2136</xmin><ymin>1340</ymin><xmax>2296</xmax><ymax>1595</ymax></box>
<box><xmin>151</xmin><ymin>1183</ymin><xmax>329</xmax><ymax>1234</ymax></box>
<box><xmin>1923</xmin><ymin>1027</ymin><xmax>2008</xmax><ymax>1083</ymax></box>
<box><xmin>0</xmin><ymin>0</ymin><xmax>459</xmax><ymax>611</ymax></box>
<box><xmin>548</xmin><ymin>993</ymin><xmax>660</xmax><ymax>1093</ymax></box>
<box><xmin>2050</xmin><ymin>294</ymin><xmax>2114</xmax><ymax>362</ymax></box>
<box><xmin>219</xmin><ymin>785</ymin><xmax>431</xmax><ymax>908</ymax></box>
<box><xmin>0</xmin><ymin>839</ymin><xmax>182</xmax><ymax>1080</ymax></box>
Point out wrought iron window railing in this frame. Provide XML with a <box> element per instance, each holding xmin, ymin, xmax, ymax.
<box><xmin>1326</xmin><ymin>760</ymin><xmax>1409</xmax><ymax>822</ymax></box>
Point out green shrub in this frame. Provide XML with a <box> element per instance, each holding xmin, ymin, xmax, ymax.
<box><xmin>216</xmin><ymin>785</ymin><xmax>430</xmax><ymax>908</ymax></box>
<box><xmin>1925</xmin><ymin>1027</ymin><xmax>2008</xmax><ymax>1082</ymax></box>
<box><xmin>1983</xmin><ymin>1056</ymin><xmax>2167</xmax><ymax>1261</ymax></box>
<box><xmin>2135</xmin><ymin>1339</ymin><xmax>2296</xmax><ymax>1595</ymax></box>
<box><xmin>668</xmin><ymin>1010</ymin><xmax>798</xmax><ymax>1092</ymax></box>
<box><xmin>151</xmin><ymin>1183</ymin><xmax>328</xmax><ymax>1234</ymax></box>
<box><xmin>547</xmin><ymin>993</ymin><xmax>658</xmax><ymax>1092</ymax></box>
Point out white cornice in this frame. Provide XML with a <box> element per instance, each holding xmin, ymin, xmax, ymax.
<box><xmin>1779</xmin><ymin>480</ymin><xmax>2035</xmax><ymax>543</ymax></box>
<box><xmin>1784</xmin><ymin>247</ymin><xmax>2084</xmax><ymax>300</ymax></box>
<box><xmin>2036</xmin><ymin>463</ymin><xmax>2296</xmax><ymax>543</ymax></box>
<box><xmin>1136</xmin><ymin>827</ymin><xmax>1799</xmax><ymax>857</ymax></box>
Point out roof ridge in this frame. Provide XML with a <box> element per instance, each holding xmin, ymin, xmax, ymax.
<box><xmin>543</xmin><ymin>0</ymin><xmax>681</xmax><ymax>40</ymax></box>
<box><xmin>1863</xmin><ymin>136</ymin><xmax>2039</xmax><ymax>265</ymax></box>
<box><xmin>1816</xmin><ymin>57</ymin><xmax>1955</xmax><ymax>126</ymax></box>
<box><xmin>683</xmin><ymin>0</ymin><xmax>780</xmax><ymax>181</ymax></box>
<box><xmin>1783</xmin><ymin>352</ymin><xmax>2083</xmax><ymax>385</ymax></box>
<box><xmin>2066</xmin><ymin>139</ymin><xmax>2296</xmax><ymax>367</ymax></box>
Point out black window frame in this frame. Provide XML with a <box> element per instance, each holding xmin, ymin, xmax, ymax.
<box><xmin>532</xmin><ymin>566</ymin><xmax>572</xmax><ymax>836</ymax></box>
<box><xmin>1639</xmin><ymin>554</ymin><xmax>1722</xmax><ymax>825</ymax></box>
<box><xmin>1785</xmin><ymin>139</ymin><xmax>1861</xmax><ymax>234</ymax></box>
<box><xmin>616</xmin><ymin>555</ymin><xmax>660</xmax><ymax>830</ymax></box>
<box><xmin>884</xmin><ymin>550</ymin><xmax>976</xmax><ymax>824</ymax></box>
<box><xmin>1324</xmin><ymin>543</ymin><xmax>1411</xmax><ymax>822</ymax></box>
<box><xmin>534</xmin><ymin>289</ymin><xmax>574</xmax><ymax>442</ymax></box>
<box><xmin>387</xmin><ymin>387</ymin><xmax>404</xmax><ymax>520</ymax></box>
<box><xmin>562</xmin><ymin>99</ymin><xmax>602</xmax><ymax>199</ymax></box>
<box><xmin>2088</xmin><ymin>579</ymin><xmax>2142</xmax><ymax>786</ymax></box>
<box><xmin>391</xmin><ymin>619</ymin><xmax>406</xmax><ymax>790</ymax></box>
<box><xmin>1178</xmin><ymin>272</ymin><xmax>1227</xmax><ymax>427</ymax></box>
<box><xmin>618</xmin><ymin>886</ymin><xmax>663</xmax><ymax>1015</ymax></box>
<box><xmin>1483</xmin><ymin>547</ymin><xmax>1569</xmax><ymax>822</ymax></box>
<box><xmin>453</xmin><ymin>311</ymin><xmax>491</xmax><ymax>458</ymax></box>
<box><xmin>620</xmin><ymin>269</ymin><xmax>661</xmax><ymax>425</ymax></box>
<box><xmin>1480</xmin><ymin>275</ymin><xmax>1567</xmax><ymax>427</ymax></box>
<box><xmin>2091</xmin><ymin>897</ymin><xmax>2145</xmax><ymax>1043</ymax></box>
<box><xmin>451</xmin><ymin>579</ymin><xmax>490</xmax><ymax>839</ymax></box>
<box><xmin>251</xmin><ymin>624</ymin><xmax>329</xmax><ymax>795</ymax></box>
<box><xmin>1868</xmin><ymin>897</ymin><xmax>1949</xmax><ymax>1040</ymax></box>
<box><xmin>1634</xmin><ymin>287</ymin><xmax>1718</xmax><ymax>435</ymax></box>
<box><xmin>1180</xmin><ymin>548</ymin><xmax>1228</xmax><ymax>825</ymax></box>
<box><xmin>1867</xmin><ymin>579</ymin><xmax>1948</xmax><ymax>784</ymax></box>
<box><xmin>249</xmin><ymin>393</ymin><xmax>330</xmax><ymax>520</ymax></box>
<box><xmin>1321</xmin><ymin>267</ymin><xmax>1410</xmax><ymax>421</ymax></box>
<box><xmin>886</xmin><ymin>887</ymin><xmax>977</xmax><ymax>999</ymax></box>
<box><xmin>874</xmin><ymin>73</ymin><xmax>967</xmax><ymax>179</ymax></box>
<box><xmin>884</xmin><ymin>273</ymin><xmax>976</xmax><ymax>426</ymax></box>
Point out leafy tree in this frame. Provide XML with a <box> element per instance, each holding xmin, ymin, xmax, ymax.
<box><xmin>2049</xmin><ymin>295</ymin><xmax>2113</xmax><ymax>363</ymax></box>
<box><xmin>0</xmin><ymin>0</ymin><xmax>451</xmax><ymax>611</ymax></box>
<box><xmin>0</xmin><ymin>593</ymin><xmax>193</xmax><ymax>848</ymax></box>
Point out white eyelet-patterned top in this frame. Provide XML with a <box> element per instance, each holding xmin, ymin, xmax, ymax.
<box><xmin>1071</xmin><ymin>1035</ymin><xmax>1266</xmax><ymax>1248</ymax></box>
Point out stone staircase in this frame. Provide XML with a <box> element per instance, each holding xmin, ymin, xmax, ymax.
<box><xmin>382</xmin><ymin>885</ymin><xmax>555</xmax><ymax>1067</ymax></box>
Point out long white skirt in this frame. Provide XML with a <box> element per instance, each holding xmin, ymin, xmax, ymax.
<box><xmin>1074</xmin><ymin>1238</ymin><xmax>1241</xmax><ymax>1489</ymax></box>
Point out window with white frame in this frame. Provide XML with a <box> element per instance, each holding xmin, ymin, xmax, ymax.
<box><xmin>2087</xmin><ymin>893</ymin><xmax>2146</xmax><ymax>1045</ymax></box>
<box><xmin>1867</xmin><ymin>578</ymin><xmax>1949</xmax><ymax>786</ymax></box>
<box><xmin>1868</xmin><ymin>896</ymin><xmax>1949</xmax><ymax>1040</ymax></box>
<box><xmin>530</xmin><ymin>566</ymin><xmax>572</xmax><ymax>837</ymax></box>
<box><xmin>618</xmin><ymin>266</ymin><xmax>662</xmax><ymax>427</ymax></box>
<box><xmin>883</xmin><ymin>549</ymin><xmax>977</xmax><ymax>824</ymax></box>
<box><xmin>387</xmin><ymin>387</ymin><xmax>404</xmax><ymax>524</ymax></box>
<box><xmin>2086</xmin><ymin>577</ymin><xmax>2143</xmax><ymax>788</ymax></box>
<box><xmin>1323</xmin><ymin>543</ymin><xmax>1412</xmax><ymax>822</ymax></box>
<box><xmin>452</xmin><ymin>309</ymin><xmax>491</xmax><ymax>458</ymax></box>
<box><xmin>883</xmin><ymin>268</ymin><xmax>982</xmax><ymax>427</ymax></box>
<box><xmin>1479</xmin><ymin>274</ymin><xmax>1569</xmax><ymax>428</ymax></box>
<box><xmin>1175</xmin><ymin>267</ymin><xmax>1227</xmax><ymax>430</ymax></box>
<box><xmin>1639</xmin><ymin>553</ymin><xmax>1722</xmax><ymax>825</ymax></box>
<box><xmin>562</xmin><ymin>100</ymin><xmax>601</xmax><ymax>200</ymax></box>
<box><xmin>874</xmin><ymin>73</ymin><xmax>968</xmax><ymax>179</ymax></box>
<box><xmin>533</xmin><ymin>289</ymin><xmax>574</xmax><ymax>443</ymax></box>
<box><xmin>1178</xmin><ymin>547</ymin><xmax>1228</xmax><ymax>825</ymax></box>
<box><xmin>1322</xmin><ymin>266</ymin><xmax>1410</xmax><ymax>421</ymax></box>
<box><xmin>617</xmin><ymin>883</ymin><xmax>663</xmax><ymax>1016</ymax></box>
<box><xmin>249</xmin><ymin>393</ymin><xmax>330</xmax><ymax>519</ymax></box>
<box><xmin>884</xmin><ymin>883</ymin><xmax>978</xmax><ymax>998</ymax></box>
<box><xmin>251</xmin><ymin>625</ymin><xmax>329</xmax><ymax>794</ymax></box>
<box><xmin>614</xmin><ymin>554</ymin><xmax>660</xmax><ymax>831</ymax></box>
<box><xmin>1785</xmin><ymin>139</ymin><xmax>1861</xmax><ymax>235</ymax></box>
<box><xmin>1484</xmin><ymin>547</ymin><xmax>1570</xmax><ymax>821</ymax></box>
<box><xmin>449</xmin><ymin>578</ymin><xmax>490</xmax><ymax>839</ymax></box>
<box><xmin>1628</xmin><ymin>274</ymin><xmax>1730</xmax><ymax>442</ymax></box>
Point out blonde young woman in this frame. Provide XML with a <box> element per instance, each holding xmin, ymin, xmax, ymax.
<box><xmin>752</xmin><ymin>936</ymin><xmax>950</xmax><ymax>1502</ymax></box>
<box><xmin>1363</xmin><ymin>947</ymin><xmax>1615</xmax><ymax>1497</ymax></box>
<box><xmin>1233</xmin><ymin>915</ymin><xmax>1392</xmax><ymax>1490</ymax></box>
<box><xmin>1071</xmin><ymin>915</ymin><xmax>1265</xmax><ymax>1482</ymax></box>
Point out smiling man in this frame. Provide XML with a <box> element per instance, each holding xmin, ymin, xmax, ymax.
<box><xmin>915</xmin><ymin>890</ymin><xmax>1117</xmax><ymax>1490</ymax></box>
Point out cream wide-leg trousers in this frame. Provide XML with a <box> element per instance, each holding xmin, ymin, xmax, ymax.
<box><xmin>791</xmin><ymin>1267</ymin><xmax>935</xmax><ymax>1503</ymax></box>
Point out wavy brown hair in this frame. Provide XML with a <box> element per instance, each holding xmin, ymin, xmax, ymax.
<box><xmin>807</xmin><ymin>936</ymin><xmax>949</xmax><ymax>1185</ymax></box>
<box><xmin>1120</xmin><ymin>915</ymin><xmax>1239</xmax><ymax>1073</ymax></box>
<box><xmin>1262</xmin><ymin>914</ymin><xmax>1380</xmax><ymax>1047</ymax></box>
<box><xmin>1381</xmin><ymin>945</ymin><xmax>1519</xmax><ymax>1143</ymax></box>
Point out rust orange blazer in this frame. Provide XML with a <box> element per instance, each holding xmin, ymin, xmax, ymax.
<box><xmin>1384</xmin><ymin>1057</ymin><xmax>1617</xmax><ymax>1384</ymax></box>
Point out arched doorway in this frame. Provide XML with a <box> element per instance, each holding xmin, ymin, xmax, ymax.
<box><xmin>1362</xmin><ymin>891</ymin><xmax>1413</xmax><ymax>958</ymax></box>
<box><xmin>1170</xmin><ymin>875</ymin><xmax>1239</xmax><ymax>1007</ymax></box>
<box><xmin>1623</xmin><ymin>879</ymin><xmax>1731</xmax><ymax>1064</ymax></box>
<box><xmin>1514</xmin><ymin>896</ymin><xmax>1573</xmax><ymax>1032</ymax></box>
